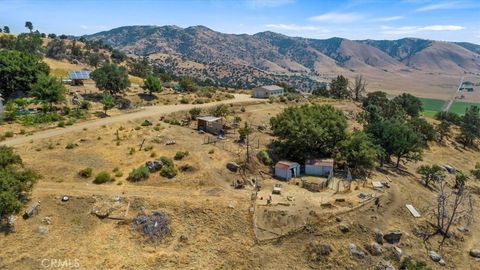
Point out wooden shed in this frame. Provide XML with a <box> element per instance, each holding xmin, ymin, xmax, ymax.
<box><xmin>197</xmin><ymin>116</ymin><xmax>224</xmax><ymax>135</ymax></box>
<box><xmin>274</xmin><ymin>161</ymin><xmax>300</xmax><ymax>181</ymax></box>
<box><xmin>305</xmin><ymin>159</ymin><xmax>334</xmax><ymax>177</ymax></box>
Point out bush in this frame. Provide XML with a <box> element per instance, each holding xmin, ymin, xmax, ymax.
<box><xmin>65</xmin><ymin>142</ymin><xmax>77</xmax><ymax>149</ymax></box>
<box><xmin>164</xmin><ymin>118</ymin><xmax>180</xmax><ymax>125</ymax></box>
<box><xmin>179</xmin><ymin>164</ymin><xmax>195</xmax><ymax>172</ymax></box>
<box><xmin>4</xmin><ymin>131</ymin><xmax>14</xmax><ymax>138</ymax></box>
<box><xmin>240</xmin><ymin>106</ymin><xmax>246</xmax><ymax>112</ymax></box>
<box><xmin>93</xmin><ymin>172</ymin><xmax>111</xmax><ymax>184</ymax></box>
<box><xmin>57</xmin><ymin>121</ymin><xmax>66</xmax><ymax>127</ymax></box>
<box><xmin>127</xmin><ymin>165</ymin><xmax>150</xmax><ymax>182</ymax></box>
<box><xmin>159</xmin><ymin>156</ymin><xmax>176</xmax><ymax>178</ymax></box>
<box><xmin>79</xmin><ymin>100</ymin><xmax>91</xmax><ymax>110</ymax></box>
<box><xmin>179</xmin><ymin>96</ymin><xmax>189</xmax><ymax>104</ymax></box>
<box><xmin>78</xmin><ymin>167</ymin><xmax>93</xmax><ymax>178</ymax></box>
<box><xmin>225</xmin><ymin>93</ymin><xmax>235</xmax><ymax>99</ymax></box>
<box><xmin>141</xmin><ymin>119</ymin><xmax>152</xmax><ymax>126</ymax></box>
<box><xmin>174</xmin><ymin>151</ymin><xmax>189</xmax><ymax>160</ymax></box>
<box><xmin>257</xmin><ymin>150</ymin><xmax>272</xmax><ymax>165</ymax></box>
<box><xmin>21</xmin><ymin>112</ymin><xmax>63</xmax><ymax>125</ymax></box>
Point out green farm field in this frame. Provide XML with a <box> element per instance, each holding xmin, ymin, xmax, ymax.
<box><xmin>419</xmin><ymin>97</ymin><xmax>445</xmax><ymax>118</ymax></box>
<box><xmin>449</xmin><ymin>101</ymin><xmax>480</xmax><ymax>115</ymax></box>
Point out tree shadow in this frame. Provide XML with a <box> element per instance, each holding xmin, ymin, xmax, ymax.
<box><xmin>138</xmin><ymin>93</ymin><xmax>158</xmax><ymax>101</ymax></box>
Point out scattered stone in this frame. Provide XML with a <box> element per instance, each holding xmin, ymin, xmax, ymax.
<box><xmin>470</xmin><ymin>249</ymin><xmax>480</xmax><ymax>258</ymax></box>
<box><xmin>365</xmin><ymin>242</ymin><xmax>383</xmax><ymax>256</ymax></box>
<box><xmin>61</xmin><ymin>195</ymin><xmax>69</xmax><ymax>202</ymax></box>
<box><xmin>306</xmin><ymin>242</ymin><xmax>332</xmax><ymax>262</ymax></box>
<box><xmin>374</xmin><ymin>228</ymin><xmax>384</xmax><ymax>244</ymax></box>
<box><xmin>339</xmin><ymin>223</ymin><xmax>350</xmax><ymax>233</ymax></box>
<box><xmin>375</xmin><ymin>260</ymin><xmax>396</xmax><ymax>270</ymax></box>
<box><xmin>91</xmin><ymin>202</ymin><xmax>113</xmax><ymax>218</ymax></box>
<box><xmin>349</xmin><ymin>243</ymin><xmax>366</xmax><ymax>259</ymax></box>
<box><xmin>392</xmin><ymin>246</ymin><xmax>403</xmax><ymax>260</ymax></box>
<box><xmin>133</xmin><ymin>211</ymin><xmax>171</xmax><ymax>240</ymax></box>
<box><xmin>23</xmin><ymin>201</ymin><xmax>40</xmax><ymax>219</ymax></box>
<box><xmin>429</xmin><ymin>250</ymin><xmax>442</xmax><ymax>263</ymax></box>
<box><xmin>226</xmin><ymin>162</ymin><xmax>240</xmax><ymax>172</ymax></box>
<box><xmin>37</xmin><ymin>226</ymin><xmax>49</xmax><ymax>235</ymax></box>
<box><xmin>146</xmin><ymin>160</ymin><xmax>163</xmax><ymax>172</ymax></box>
<box><xmin>42</xmin><ymin>216</ymin><xmax>52</xmax><ymax>225</ymax></box>
<box><xmin>383</xmin><ymin>230</ymin><xmax>402</xmax><ymax>244</ymax></box>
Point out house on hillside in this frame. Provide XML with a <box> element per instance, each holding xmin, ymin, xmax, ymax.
<box><xmin>252</xmin><ymin>85</ymin><xmax>284</xmax><ymax>98</ymax></box>
<box><xmin>68</xmin><ymin>70</ymin><xmax>91</xmax><ymax>86</ymax></box>
<box><xmin>305</xmin><ymin>159</ymin><xmax>334</xmax><ymax>177</ymax></box>
<box><xmin>460</xmin><ymin>81</ymin><xmax>474</xmax><ymax>92</ymax></box>
<box><xmin>197</xmin><ymin>116</ymin><xmax>224</xmax><ymax>135</ymax></box>
<box><xmin>274</xmin><ymin>161</ymin><xmax>300</xmax><ymax>181</ymax></box>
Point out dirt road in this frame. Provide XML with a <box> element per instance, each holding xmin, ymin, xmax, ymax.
<box><xmin>1</xmin><ymin>94</ymin><xmax>257</xmax><ymax>147</ymax></box>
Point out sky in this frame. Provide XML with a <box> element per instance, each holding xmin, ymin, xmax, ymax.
<box><xmin>1</xmin><ymin>0</ymin><xmax>479</xmax><ymax>43</ymax></box>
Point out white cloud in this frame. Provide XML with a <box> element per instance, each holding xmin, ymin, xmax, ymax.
<box><xmin>245</xmin><ymin>0</ymin><xmax>295</xmax><ymax>8</ymax></box>
<box><xmin>80</xmin><ymin>25</ymin><xmax>108</xmax><ymax>30</ymax></box>
<box><xmin>309</xmin><ymin>12</ymin><xmax>365</xmax><ymax>23</ymax></box>
<box><xmin>264</xmin><ymin>24</ymin><xmax>330</xmax><ymax>32</ymax></box>
<box><xmin>371</xmin><ymin>16</ymin><xmax>404</xmax><ymax>22</ymax></box>
<box><xmin>415</xmin><ymin>1</ymin><xmax>467</xmax><ymax>12</ymax></box>
<box><xmin>381</xmin><ymin>25</ymin><xmax>465</xmax><ymax>35</ymax></box>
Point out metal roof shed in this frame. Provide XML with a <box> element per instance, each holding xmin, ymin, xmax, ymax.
<box><xmin>274</xmin><ymin>161</ymin><xmax>300</xmax><ymax>181</ymax></box>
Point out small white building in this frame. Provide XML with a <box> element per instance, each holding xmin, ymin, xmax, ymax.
<box><xmin>252</xmin><ymin>85</ymin><xmax>284</xmax><ymax>98</ymax></box>
<box><xmin>197</xmin><ymin>116</ymin><xmax>224</xmax><ymax>135</ymax></box>
<box><xmin>305</xmin><ymin>159</ymin><xmax>334</xmax><ymax>177</ymax></box>
<box><xmin>274</xmin><ymin>160</ymin><xmax>300</xmax><ymax>181</ymax></box>
<box><xmin>0</xmin><ymin>94</ymin><xmax>4</xmax><ymax>121</ymax></box>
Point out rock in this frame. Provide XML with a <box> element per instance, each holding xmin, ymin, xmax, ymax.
<box><xmin>374</xmin><ymin>228</ymin><xmax>384</xmax><ymax>244</ymax></box>
<box><xmin>335</xmin><ymin>217</ymin><xmax>342</xmax><ymax>222</ymax></box>
<box><xmin>42</xmin><ymin>216</ymin><xmax>52</xmax><ymax>225</ymax></box>
<box><xmin>349</xmin><ymin>243</ymin><xmax>366</xmax><ymax>259</ymax></box>
<box><xmin>23</xmin><ymin>201</ymin><xmax>40</xmax><ymax>219</ymax></box>
<box><xmin>226</xmin><ymin>162</ymin><xmax>240</xmax><ymax>172</ymax></box>
<box><xmin>179</xmin><ymin>234</ymin><xmax>188</xmax><ymax>242</ymax></box>
<box><xmin>392</xmin><ymin>246</ymin><xmax>403</xmax><ymax>260</ymax></box>
<box><xmin>37</xmin><ymin>226</ymin><xmax>49</xmax><ymax>235</ymax></box>
<box><xmin>91</xmin><ymin>202</ymin><xmax>112</xmax><ymax>218</ymax></box>
<box><xmin>470</xmin><ymin>249</ymin><xmax>480</xmax><ymax>258</ymax></box>
<box><xmin>375</xmin><ymin>260</ymin><xmax>396</xmax><ymax>270</ymax></box>
<box><xmin>458</xmin><ymin>226</ymin><xmax>469</xmax><ymax>233</ymax></box>
<box><xmin>146</xmin><ymin>160</ymin><xmax>163</xmax><ymax>172</ymax></box>
<box><xmin>383</xmin><ymin>230</ymin><xmax>402</xmax><ymax>244</ymax></box>
<box><xmin>306</xmin><ymin>242</ymin><xmax>332</xmax><ymax>262</ymax></box>
<box><xmin>61</xmin><ymin>195</ymin><xmax>69</xmax><ymax>202</ymax></box>
<box><xmin>339</xmin><ymin>223</ymin><xmax>350</xmax><ymax>233</ymax></box>
<box><xmin>439</xmin><ymin>259</ymin><xmax>446</xmax><ymax>266</ymax></box>
<box><xmin>365</xmin><ymin>242</ymin><xmax>383</xmax><ymax>256</ymax></box>
<box><xmin>429</xmin><ymin>250</ymin><xmax>442</xmax><ymax>262</ymax></box>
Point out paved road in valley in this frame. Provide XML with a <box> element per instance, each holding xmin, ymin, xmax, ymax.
<box><xmin>1</xmin><ymin>94</ymin><xmax>257</xmax><ymax>147</ymax></box>
<box><xmin>442</xmin><ymin>76</ymin><xmax>464</xmax><ymax>112</ymax></box>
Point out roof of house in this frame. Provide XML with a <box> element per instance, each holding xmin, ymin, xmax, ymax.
<box><xmin>254</xmin><ymin>85</ymin><xmax>283</xmax><ymax>92</ymax></box>
<box><xmin>305</xmin><ymin>159</ymin><xmax>334</xmax><ymax>167</ymax></box>
<box><xmin>275</xmin><ymin>160</ymin><xmax>300</xmax><ymax>169</ymax></box>
<box><xmin>197</xmin><ymin>116</ymin><xmax>222</xmax><ymax>122</ymax></box>
<box><xmin>68</xmin><ymin>70</ymin><xmax>91</xmax><ymax>80</ymax></box>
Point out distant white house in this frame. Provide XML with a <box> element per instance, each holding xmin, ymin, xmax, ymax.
<box><xmin>305</xmin><ymin>159</ymin><xmax>334</xmax><ymax>177</ymax></box>
<box><xmin>274</xmin><ymin>160</ymin><xmax>300</xmax><ymax>181</ymax></box>
<box><xmin>0</xmin><ymin>94</ymin><xmax>4</xmax><ymax>121</ymax></box>
<box><xmin>252</xmin><ymin>85</ymin><xmax>284</xmax><ymax>98</ymax></box>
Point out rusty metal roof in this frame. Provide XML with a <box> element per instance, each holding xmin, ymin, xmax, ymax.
<box><xmin>275</xmin><ymin>160</ymin><xmax>299</xmax><ymax>169</ymax></box>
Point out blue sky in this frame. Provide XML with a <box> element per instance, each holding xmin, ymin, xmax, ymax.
<box><xmin>1</xmin><ymin>0</ymin><xmax>479</xmax><ymax>43</ymax></box>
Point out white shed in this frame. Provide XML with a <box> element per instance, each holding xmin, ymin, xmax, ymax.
<box><xmin>274</xmin><ymin>161</ymin><xmax>300</xmax><ymax>181</ymax></box>
<box><xmin>252</xmin><ymin>85</ymin><xmax>284</xmax><ymax>98</ymax></box>
<box><xmin>305</xmin><ymin>159</ymin><xmax>334</xmax><ymax>177</ymax></box>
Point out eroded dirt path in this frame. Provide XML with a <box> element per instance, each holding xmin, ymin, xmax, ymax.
<box><xmin>1</xmin><ymin>94</ymin><xmax>257</xmax><ymax>147</ymax></box>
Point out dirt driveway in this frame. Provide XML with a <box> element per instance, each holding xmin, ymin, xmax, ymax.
<box><xmin>1</xmin><ymin>94</ymin><xmax>257</xmax><ymax>147</ymax></box>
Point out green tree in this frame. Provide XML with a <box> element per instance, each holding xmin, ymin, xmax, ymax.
<box><xmin>128</xmin><ymin>58</ymin><xmax>151</xmax><ymax>78</ymax></box>
<box><xmin>15</xmin><ymin>33</ymin><xmax>43</xmax><ymax>56</ymax></box>
<box><xmin>336</xmin><ymin>130</ymin><xmax>382</xmax><ymax>178</ymax></box>
<box><xmin>0</xmin><ymin>146</ymin><xmax>22</xmax><ymax>168</ymax></box>
<box><xmin>87</xmin><ymin>52</ymin><xmax>101</xmax><ymax>68</ymax></box>
<box><xmin>458</xmin><ymin>106</ymin><xmax>480</xmax><ymax>148</ymax></box>
<box><xmin>111</xmin><ymin>49</ymin><xmax>127</xmax><ymax>63</ymax></box>
<box><xmin>361</xmin><ymin>91</ymin><xmax>405</xmax><ymax>124</ymax></box>
<box><xmin>101</xmin><ymin>93</ymin><xmax>115</xmax><ymax>116</ymax></box>
<box><xmin>90</xmin><ymin>63</ymin><xmax>130</xmax><ymax>95</ymax></box>
<box><xmin>416</xmin><ymin>164</ymin><xmax>445</xmax><ymax>188</ymax></box>
<box><xmin>436</xmin><ymin>119</ymin><xmax>451</xmax><ymax>142</ymax></box>
<box><xmin>70</xmin><ymin>40</ymin><xmax>82</xmax><ymax>58</ymax></box>
<box><xmin>408</xmin><ymin>117</ymin><xmax>435</xmax><ymax>145</ymax></box>
<box><xmin>179</xmin><ymin>76</ymin><xmax>198</xmax><ymax>92</ymax></box>
<box><xmin>393</xmin><ymin>93</ymin><xmax>423</xmax><ymax>118</ymax></box>
<box><xmin>0</xmin><ymin>50</ymin><xmax>50</xmax><ymax>99</ymax></box>
<box><xmin>470</xmin><ymin>162</ymin><xmax>480</xmax><ymax>180</ymax></box>
<box><xmin>210</xmin><ymin>104</ymin><xmax>230</xmax><ymax>117</ymax></box>
<box><xmin>329</xmin><ymin>75</ymin><xmax>350</xmax><ymax>99</ymax></box>
<box><xmin>270</xmin><ymin>104</ymin><xmax>347</xmax><ymax>162</ymax></box>
<box><xmin>349</xmin><ymin>75</ymin><xmax>367</xmax><ymax>101</ymax></box>
<box><xmin>3</xmin><ymin>26</ymin><xmax>10</xmax><ymax>33</ymax></box>
<box><xmin>47</xmin><ymin>33</ymin><xmax>57</xmax><ymax>39</ymax></box>
<box><xmin>455</xmin><ymin>170</ymin><xmax>469</xmax><ymax>188</ymax></box>
<box><xmin>46</xmin><ymin>38</ymin><xmax>67</xmax><ymax>59</ymax></box>
<box><xmin>0</xmin><ymin>34</ymin><xmax>16</xmax><ymax>49</ymax></box>
<box><xmin>30</xmin><ymin>74</ymin><xmax>66</xmax><ymax>110</ymax></box>
<box><xmin>189</xmin><ymin>107</ymin><xmax>202</xmax><ymax>120</ymax></box>
<box><xmin>238</xmin><ymin>122</ymin><xmax>253</xmax><ymax>142</ymax></box>
<box><xmin>142</xmin><ymin>75</ymin><xmax>162</xmax><ymax>95</ymax></box>
<box><xmin>25</xmin><ymin>21</ymin><xmax>33</xmax><ymax>32</ymax></box>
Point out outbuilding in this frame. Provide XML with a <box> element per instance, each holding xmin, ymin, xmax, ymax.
<box><xmin>274</xmin><ymin>161</ymin><xmax>300</xmax><ymax>181</ymax></box>
<box><xmin>305</xmin><ymin>159</ymin><xmax>334</xmax><ymax>177</ymax></box>
<box><xmin>197</xmin><ymin>116</ymin><xmax>224</xmax><ymax>135</ymax></box>
<box><xmin>252</xmin><ymin>85</ymin><xmax>284</xmax><ymax>98</ymax></box>
<box><xmin>68</xmin><ymin>70</ymin><xmax>91</xmax><ymax>86</ymax></box>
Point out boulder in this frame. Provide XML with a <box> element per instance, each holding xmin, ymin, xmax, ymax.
<box><xmin>23</xmin><ymin>202</ymin><xmax>40</xmax><ymax>219</ymax></box>
<box><xmin>392</xmin><ymin>246</ymin><xmax>403</xmax><ymax>260</ymax></box>
<box><xmin>375</xmin><ymin>260</ymin><xmax>396</xmax><ymax>270</ymax></box>
<box><xmin>42</xmin><ymin>216</ymin><xmax>52</xmax><ymax>225</ymax></box>
<box><xmin>429</xmin><ymin>250</ymin><xmax>442</xmax><ymax>262</ymax></box>
<box><xmin>365</xmin><ymin>242</ymin><xmax>383</xmax><ymax>256</ymax></box>
<box><xmin>439</xmin><ymin>259</ymin><xmax>446</xmax><ymax>266</ymax></box>
<box><xmin>383</xmin><ymin>230</ymin><xmax>402</xmax><ymax>244</ymax></box>
<box><xmin>226</xmin><ymin>162</ymin><xmax>240</xmax><ymax>172</ymax></box>
<box><xmin>306</xmin><ymin>242</ymin><xmax>332</xmax><ymax>262</ymax></box>
<box><xmin>374</xmin><ymin>228</ymin><xmax>384</xmax><ymax>244</ymax></box>
<box><xmin>349</xmin><ymin>243</ymin><xmax>366</xmax><ymax>259</ymax></box>
<box><xmin>470</xmin><ymin>249</ymin><xmax>480</xmax><ymax>258</ymax></box>
<box><xmin>338</xmin><ymin>223</ymin><xmax>350</xmax><ymax>233</ymax></box>
<box><xmin>37</xmin><ymin>226</ymin><xmax>49</xmax><ymax>235</ymax></box>
<box><xmin>146</xmin><ymin>160</ymin><xmax>163</xmax><ymax>172</ymax></box>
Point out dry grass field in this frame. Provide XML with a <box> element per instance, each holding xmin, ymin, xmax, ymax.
<box><xmin>1</xmin><ymin>99</ymin><xmax>480</xmax><ymax>269</ymax></box>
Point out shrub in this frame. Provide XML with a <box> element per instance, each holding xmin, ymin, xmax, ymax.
<box><xmin>79</xmin><ymin>100</ymin><xmax>91</xmax><ymax>110</ymax></box>
<box><xmin>208</xmin><ymin>149</ymin><xmax>214</xmax><ymax>154</ymax></box>
<box><xmin>174</xmin><ymin>151</ymin><xmax>189</xmax><ymax>160</ymax></box>
<box><xmin>159</xmin><ymin>156</ymin><xmax>176</xmax><ymax>178</ymax></box>
<box><xmin>78</xmin><ymin>167</ymin><xmax>93</xmax><ymax>178</ymax></box>
<box><xmin>127</xmin><ymin>165</ymin><xmax>150</xmax><ymax>182</ymax></box>
<box><xmin>240</xmin><ymin>106</ymin><xmax>246</xmax><ymax>112</ymax></box>
<box><xmin>93</xmin><ymin>172</ymin><xmax>111</xmax><ymax>184</ymax></box>
<box><xmin>4</xmin><ymin>131</ymin><xmax>14</xmax><ymax>138</ymax></box>
<box><xmin>179</xmin><ymin>164</ymin><xmax>195</xmax><ymax>172</ymax></box>
<box><xmin>225</xmin><ymin>93</ymin><xmax>235</xmax><ymax>99</ymax></box>
<box><xmin>164</xmin><ymin>118</ymin><xmax>180</xmax><ymax>125</ymax></box>
<box><xmin>180</xmin><ymin>96</ymin><xmax>189</xmax><ymax>104</ymax></box>
<box><xmin>153</xmin><ymin>125</ymin><xmax>161</xmax><ymax>131</ymax></box>
<box><xmin>66</xmin><ymin>118</ymin><xmax>76</xmax><ymax>126</ymax></box>
<box><xmin>141</xmin><ymin>119</ymin><xmax>152</xmax><ymax>126</ymax></box>
<box><xmin>57</xmin><ymin>121</ymin><xmax>66</xmax><ymax>127</ymax></box>
<box><xmin>65</xmin><ymin>142</ymin><xmax>77</xmax><ymax>149</ymax></box>
<box><xmin>143</xmin><ymin>145</ymin><xmax>153</xmax><ymax>151</ymax></box>
<box><xmin>21</xmin><ymin>112</ymin><xmax>63</xmax><ymax>125</ymax></box>
<box><xmin>257</xmin><ymin>150</ymin><xmax>272</xmax><ymax>165</ymax></box>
